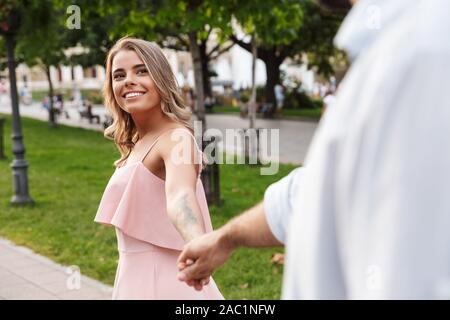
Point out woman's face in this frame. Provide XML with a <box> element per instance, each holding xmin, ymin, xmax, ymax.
<box><xmin>111</xmin><ymin>49</ymin><xmax>161</xmax><ymax>114</ymax></box>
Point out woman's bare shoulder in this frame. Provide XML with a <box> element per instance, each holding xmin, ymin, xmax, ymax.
<box><xmin>157</xmin><ymin>126</ymin><xmax>197</xmax><ymax>160</ymax></box>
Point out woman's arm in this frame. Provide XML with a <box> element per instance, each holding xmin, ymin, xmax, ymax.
<box><xmin>159</xmin><ymin>131</ymin><xmax>205</xmax><ymax>242</ymax></box>
<box><xmin>177</xmin><ymin>201</ymin><xmax>283</xmax><ymax>291</ymax></box>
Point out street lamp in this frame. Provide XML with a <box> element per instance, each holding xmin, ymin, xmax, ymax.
<box><xmin>1</xmin><ymin>8</ymin><xmax>34</xmax><ymax>204</ymax></box>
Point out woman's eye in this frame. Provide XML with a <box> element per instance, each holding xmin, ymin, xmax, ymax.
<box><xmin>113</xmin><ymin>74</ymin><xmax>124</xmax><ymax>80</ymax></box>
<box><xmin>137</xmin><ymin>69</ymin><xmax>148</xmax><ymax>75</ymax></box>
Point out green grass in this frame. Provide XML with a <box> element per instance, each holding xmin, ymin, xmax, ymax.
<box><xmin>32</xmin><ymin>89</ymin><xmax>103</xmax><ymax>104</ymax></box>
<box><xmin>211</xmin><ymin>106</ymin><xmax>242</xmax><ymax>114</ymax></box>
<box><xmin>0</xmin><ymin>114</ymin><xmax>297</xmax><ymax>299</ymax></box>
<box><xmin>282</xmin><ymin>108</ymin><xmax>322</xmax><ymax>120</ymax></box>
<box><xmin>213</xmin><ymin>105</ymin><xmax>322</xmax><ymax>120</ymax></box>
<box><xmin>31</xmin><ymin>90</ymin><xmax>71</xmax><ymax>102</ymax></box>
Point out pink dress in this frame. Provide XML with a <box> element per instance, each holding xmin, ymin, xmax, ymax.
<box><xmin>94</xmin><ymin>128</ymin><xmax>224</xmax><ymax>300</ymax></box>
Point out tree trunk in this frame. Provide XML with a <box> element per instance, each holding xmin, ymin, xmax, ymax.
<box><xmin>245</xmin><ymin>37</ymin><xmax>260</xmax><ymax>164</ymax></box>
<box><xmin>265</xmin><ymin>55</ymin><xmax>282</xmax><ymax>115</ymax></box>
<box><xmin>44</xmin><ymin>65</ymin><xmax>57</xmax><ymax>128</ymax></box>
<box><xmin>199</xmin><ymin>40</ymin><xmax>212</xmax><ymax>98</ymax></box>
<box><xmin>249</xmin><ymin>38</ymin><xmax>257</xmax><ymax>129</ymax></box>
<box><xmin>232</xmin><ymin>37</ymin><xmax>284</xmax><ymax>116</ymax></box>
<box><xmin>188</xmin><ymin>31</ymin><xmax>206</xmax><ymax>130</ymax></box>
<box><xmin>189</xmin><ymin>31</ymin><xmax>224</xmax><ymax>205</ymax></box>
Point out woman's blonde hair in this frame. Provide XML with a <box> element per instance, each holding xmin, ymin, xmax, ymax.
<box><xmin>103</xmin><ymin>37</ymin><xmax>196</xmax><ymax>167</ymax></box>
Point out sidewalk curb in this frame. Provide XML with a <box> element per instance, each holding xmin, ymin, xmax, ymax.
<box><xmin>0</xmin><ymin>237</ymin><xmax>113</xmax><ymax>300</ymax></box>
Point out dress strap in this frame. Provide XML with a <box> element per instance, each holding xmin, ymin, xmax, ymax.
<box><xmin>139</xmin><ymin>128</ymin><xmax>178</xmax><ymax>163</ymax></box>
<box><xmin>140</xmin><ymin>128</ymin><xmax>203</xmax><ymax>176</ymax></box>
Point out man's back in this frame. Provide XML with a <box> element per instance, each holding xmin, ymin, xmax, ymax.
<box><xmin>283</xmin><ymin>0</ymin><xmax>450</xmax><ymax>299</ymax></box>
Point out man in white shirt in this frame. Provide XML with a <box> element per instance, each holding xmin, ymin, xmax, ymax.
<box><xmin>178</xmin><ymin>0</ymin><xmax>450</xmax><ymax>299</ymax></box>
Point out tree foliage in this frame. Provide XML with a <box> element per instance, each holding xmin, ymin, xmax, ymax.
<box><xmin>229</xmin><ymin>0</ymin><xmax>344</xmax><ymax>109</ymax></box>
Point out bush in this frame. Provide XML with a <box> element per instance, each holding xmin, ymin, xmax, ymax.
<box><xmin>32</xmin><ymin>90</ymin><xmax>71</xmax><ymax>102</ymax></box>
<box><xmin>256</xmin><ymin>86</ymin><xmax>265</xmax><ymax>103</ymax></box>
<box><xmin>285</xmin><ymin>87</ymin><xmax>322</xmax><ymax>109</ymax></box>
<box><xmin>239</xmin><ymin>91</ymin><xmax>250</xmax><ymax>103</ymax></box>
<box><xmin>214</xmin><ymin>94</ymin><xmax>234</xmax><ymax>106</ymax></box>
<box><xmin>81</xmin><ymin>89</ymin><xmax>104</xmax><ymax>105</ymax></box>
<box><xmin>32</xmin><ymin>89</ymin><xmax>104</xmax><ymax>105</ymax></box>
<box><xmin>235</xmin><ymin>86</ymin><xmax>265</xmax><ymax>104</ymax></box>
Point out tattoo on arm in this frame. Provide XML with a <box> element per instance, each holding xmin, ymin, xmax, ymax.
<box><xmin>172</xmin><ymin>193</ymin><xmax>202</xmax><ymax>242</ymax></box>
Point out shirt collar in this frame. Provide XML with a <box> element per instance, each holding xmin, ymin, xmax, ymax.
<box><xmin>334</xmin><ymin>0</ymin><xmax>413</xmax><ymax>61</ymax></box>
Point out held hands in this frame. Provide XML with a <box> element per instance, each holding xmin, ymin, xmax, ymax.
<box><xmin>177</xmin><ymin>229</ymin><xmax>235</xmax><ymax>291</ymax></box>
<box><xmin>177</xmin><ymin>258</ymin><xmax>210</xmax><ymax>291</ymax></box>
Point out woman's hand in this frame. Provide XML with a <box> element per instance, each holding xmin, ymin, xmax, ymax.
<box><xmin>177</xmin><ymin>229</ymin><xmax>235</xmax><ymax>291</ymax></box>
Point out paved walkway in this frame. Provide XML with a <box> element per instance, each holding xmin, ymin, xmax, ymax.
<box><xmin>0</xmin><ymin>98</ymin><xmax>319</xmax><ymax>299</ymax></box>
<box><xmin>206</xmin><ymin>112</ymin><xmax>318</xmax><ymax>164</ymax></box>
<box><xmin>0</xmin><ymin>238</ymin><xmax>112</xmax><ymax>300</ymax></box>
<box><xmin>0</xmin><ymin>100</ymin><xmax>112</xmax><ymax>299</ymax></box>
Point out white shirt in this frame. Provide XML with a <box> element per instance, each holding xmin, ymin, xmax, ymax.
<box><xmin>265</xmin><ymin>0</ymin><xmax>450</xmax><ymax>299</ymax></box>
<box><xmin>264</xmin><ymin>168</ymin><xmax>304</xmax><ymax>244</ymax></box>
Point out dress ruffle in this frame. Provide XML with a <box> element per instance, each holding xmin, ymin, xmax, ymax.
<box><xmin>95</xmin><ymin>162</ymin><xmax>212</xmax><ymax>251</ymax></box>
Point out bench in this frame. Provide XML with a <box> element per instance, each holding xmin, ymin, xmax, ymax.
<box><xmin>79</xmin><ymin>106</ymin><xmax>100</xmax><ymax>124</ymax></box>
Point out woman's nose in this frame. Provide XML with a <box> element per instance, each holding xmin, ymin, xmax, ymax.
<box><xmin>124</xmin><ymin>73</ymin><xmax>137</xmax><ymax>86</ymax></box>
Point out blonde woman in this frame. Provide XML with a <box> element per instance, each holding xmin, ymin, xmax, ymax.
<box><xmin>95</xmin><ymin>37</ymin><xmax>223</xmax><ymax>300</ymax></box>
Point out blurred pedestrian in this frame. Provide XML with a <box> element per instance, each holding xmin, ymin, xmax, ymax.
<box><xmin>322</xmin><ymin>89</ymin><xmax>336</xmax><ymax>115</ymax></box>
<box><xmin>55</xmin><ymin>92</ymin><xmax>70</xmax><ymax>119</ymax></box>
<box><xmin>274</xmin><ymin>84</ymin><xmax>285</xmax><ymax>116</ymax></box>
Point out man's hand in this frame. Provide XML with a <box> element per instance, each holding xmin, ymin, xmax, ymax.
<box><xmin>177</xmin><ymin>201</ymin><xmax>282</xmax><ymax>291</ymax></box>
<box><xmin>177</xmin><ymin>229</ymin><xmax>235</xmax><ymax>291</ymax></box>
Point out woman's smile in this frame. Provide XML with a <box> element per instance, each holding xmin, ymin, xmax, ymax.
<box><xmin>123</xmin><ymin>91</ymin><xmax>147</xmax><ymax>100</ymax></box>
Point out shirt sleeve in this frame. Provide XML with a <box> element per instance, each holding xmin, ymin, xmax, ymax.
<box><xmin>263</xmin><ymin>167</ymin><xmax>304</xmax><ymax>244</ymax></box>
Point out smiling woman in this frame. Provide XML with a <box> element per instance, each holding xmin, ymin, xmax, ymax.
<box><xmin>102</xmin><ymin>38</ymin><xmax>193</xmax><ymax>167</ymax></box>
<box><xmin>111</xmin><ymin>54</ymin><xmax>160</xmax><ymax>115</ymax></box>
<box><xmin>94</xmin><ymin>37</ymin><xmax>223</xmax><ymax>300</ymax></box>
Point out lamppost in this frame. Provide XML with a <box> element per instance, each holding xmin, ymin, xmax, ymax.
<box><xmin>1</xmin><ymin>8</ymin><xmax>34</xmax><ymax>204</ymax></box>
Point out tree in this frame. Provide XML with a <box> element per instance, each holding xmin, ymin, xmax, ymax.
<box><xmin>59</xmin><ymin>0</ymin><xmax>124</xmax><ymax>68</ymax></box>
<box><xmin>230</xmin><ymin>0</ymin><xmax>343</xmax><ymax>114</ymax></box>
<box><xmin>16</xmin><ymin>0</ymin><xmax>69</xmax><ymax>127</ymax></box>
<box><xmin>158</xmin><ymin>29</ymin><xmax>234</xmax><ymax>98</ymax></box>
<box><xmin>155</xmin><ymin>0</ymin><xmax>231</xmax><ymax>205</ymax></box>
